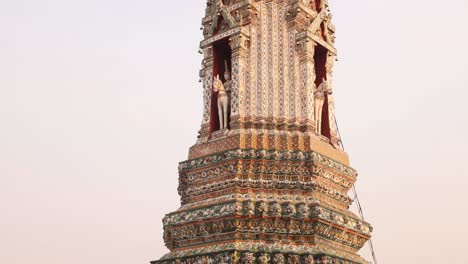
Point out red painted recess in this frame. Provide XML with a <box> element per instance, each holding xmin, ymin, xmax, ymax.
<box><xmin>314</xmin><ymin>45</ymin><xmax>331</xmax><ymax>139</ymax></box>
<box><xmin>210</xmin><ymin>38</ymin><xmax>232</xmax><ymax>133</ymax></box>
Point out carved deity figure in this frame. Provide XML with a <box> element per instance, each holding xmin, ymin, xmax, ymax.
<box><xmin>314</xmin><ymin>78</ymin><xmax>329</xmax><ymax>135</ymax></box>
<box><xmin>258</xmin><ymin>202</ymin><xmax>269</xmax><ymax>217</ymax></box>
<box><xmin>259</xmin><ymin>253</ymin><xmax>270</xmax><ymax>264</ymax></box>
<box><xmin>273</xmin><ymin>254</ymin><xmax>285</xmax><ymax>264</ymax></box>
<box><xmin>247</xmin><ymin>201</ymin><xmax>255</xmax><ymax>216</ymax></box>
<box><xmin>284</xmin><ymin>203</ymin><xmax>296</xmax><ymax>217</ymax></box>
<box><xmin>213</xmin><ymin>64</ymin><xmax>231</xmax><ymax>130</ymax></box>
<box><xmin>305</xmin><ymin>255</ymin><xmax>315</xmax><ymax>264</ymax></box>
<box><xmin>223</xmin><ymin>61</ymin><xmax>232</xmax><ymax>96</ymax></box>
<box><xmin>288</xmin><ymin>255</ymin><xmax>300</xmax><ymax>264</ymax></box>
<box><xmin>271</xmin><ymin>203</ymin><xmax>282</xmax><ymax>217</ymax></box>
<box><xmin>231</xmin><ymin>251</ymin><xmax>240</xmax><ymax>264</ymax></box>
<box><xmin>298</xmin><ymin>204</ymin><xmax>310</xmax><ymax>218</ymax></box>
<box><xmin>243</xmin><ymin>252</ymin><xmax>256</xmax><ymax>264</ymax></box>
<box><xmin>320</xmin><ymin>256</ymin><xmax>332</xmax><ymax>264</ymax></box>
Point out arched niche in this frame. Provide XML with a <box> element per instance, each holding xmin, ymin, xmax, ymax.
<box><xmin>210</xmin><ymin>38</ymin><xmax>232</xmax><ymax>133</ymax></box>
<box><xmin>314</xmin><ymin>44</ymin><xmax>331</xmax><ymax>139</ymax></box>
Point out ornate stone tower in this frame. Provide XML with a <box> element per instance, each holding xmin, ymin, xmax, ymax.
<box><xmin>152</xmin><ymin>0</ymin><xmax>372</xmax><ymax>263</ymax></box>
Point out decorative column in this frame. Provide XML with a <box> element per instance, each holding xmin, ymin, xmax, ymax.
<box><xmin>287</xmin><ymin>0</ymin><xmax>314</xmax><ymax>126</ymax></box>
<box><xmin>326</xmin><ymin>53</ymin><xmax>341</xmax><ymax>149</ymax></box>
<box><xmin>296</xmin><ymin>32</ymin><xmax>317</xmax><ymax>130</ymax></box>
<box><xmin>229</xmin><ymin>32</ymin><xmax>250</xmax><ymax>130</ymax></box>
<box><xmin>198</xmin><ymin>47</ymin><xmax>214</xmax><ymax>142</ymax></box>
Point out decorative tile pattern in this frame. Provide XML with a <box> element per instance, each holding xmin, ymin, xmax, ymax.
<box><xmin>154</xmin><ymin>242</ymin><xmax>370</xmax><ymax>264</ymax></box>
<box><xmin>278</xmin><ymin>2</ymin><xmax>285</xmax><ymax>119</ymax></box>
<box><xmin>180</xmin><ymin>149</ymin><xmax>357</xmax><ymax>178</ymax></box>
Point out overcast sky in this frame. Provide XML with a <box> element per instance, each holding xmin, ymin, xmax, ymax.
<box><xmin>1</xmin><ymin>0</ymin><xmax>467</xmax><ymax>263</ymax></box>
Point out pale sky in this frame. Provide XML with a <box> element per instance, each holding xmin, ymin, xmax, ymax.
<box><xmin>1</xmin><ymin>0</ymin><xmax>467</xmax><ymax>263</ymax></box>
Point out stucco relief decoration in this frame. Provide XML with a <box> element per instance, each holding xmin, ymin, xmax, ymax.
<box><xmin>208</xmin><ymin>0</ymin><xmax>238</xmax><ymax>36</ymax></box>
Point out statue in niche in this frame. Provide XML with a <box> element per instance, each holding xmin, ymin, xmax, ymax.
<box><xmin>314</xmin><ymin>78</ymin><xmax>329</xmax><ymax>135</ymax></box>
<box><xmin>213</xmin><ymin>62</ymin><xmax>232</xmax><ymax>130</ymax></box>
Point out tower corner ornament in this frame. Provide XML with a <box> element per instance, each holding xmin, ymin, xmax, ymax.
<box><xmin>152</xmin><ymin>1</ymin><xmax>373</xmax><ymax>263</ymax></box>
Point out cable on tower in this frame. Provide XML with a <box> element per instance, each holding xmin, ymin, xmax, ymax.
<box><xmin>334</xmin><ymin>116</ymin><xmax>379</xmax><ymax>264</ymax></box>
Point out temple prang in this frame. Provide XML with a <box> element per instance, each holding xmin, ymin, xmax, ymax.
<box><xmin>152</xmin><ymin>0</ymin><xmax>373</xmax><ymax>263</ymax></box>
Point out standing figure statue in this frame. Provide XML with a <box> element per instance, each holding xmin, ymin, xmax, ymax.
<box><xmin>314</xmin><ymin>78</ymin><xmax>329</xmax><ymax>135</ymax></box>
<box><xmin>213</xmin><ymin>62</ymin><xmax>232</xmax><ymax>130</ymax></box>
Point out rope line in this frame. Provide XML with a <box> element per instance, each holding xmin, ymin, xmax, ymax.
<box><xmin>334</xmin><ymin>116</ymin><xmax>378</xmax><ymax>264</ymax></box>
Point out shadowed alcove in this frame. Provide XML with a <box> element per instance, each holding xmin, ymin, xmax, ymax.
<box><xmin>314</xmin><ymin>44</ymin><xmax>331</xmax><ymax>139</ymax></box>
<box><xmin>210</xmin><ymin>38</ymin><xmax>232</xmax><ymax>133</ymax></box>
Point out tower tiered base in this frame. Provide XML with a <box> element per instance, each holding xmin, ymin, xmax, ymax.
<box><xmin>152</xmin><ymin>131</ymin><xmax>372</xmax><ymax>264</ymax></box>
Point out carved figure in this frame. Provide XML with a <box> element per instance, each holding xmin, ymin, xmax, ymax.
<box><xmin>243</xmin><ymin>252</ymin><xmax>256</xmax><ymax>264</ymax></box>
<box><xmin>258</xmin><ymin>202</ymin><xmax>269</xmax><ymax>217</ymax></box>
<box><xmin>320</xmin><ymin>256</ymin><xmax>332</xmax><ymax>264</ymax></box>
<box><xmin>314</xmin><ymin>78</ymin><xmax>328</xmax><ymax>135</ymax></box>
<box><xmin>247</xmin><ymin>201</ymin><xmax>255</xmax><ymax>215</ymax></box>
<box><xmin>305</xmin><ymin>255</ymin><xmax>315</xmax><ymax>264</ymax></box>
<box><xmin>273</xmin><ymin>254</ymin><xmax>285</xmax><ymax>264</ymax></box>
<box><xmin>298</xmin><ymin>204</ymin><xmax>310</xmax><ymax>218</ymax></box>
<box><xmin>213</xmin><ymin>63</ymin><xmax>232</xmax><ymax>130</ymax></box>
<box><xmin>288</xmin><ymin>255</ymin><xmax>300</xmax><ymax>264</ymax></box>
<box><xmin>259</xmin><ymin>253</ymin><xmax>270</xmax><ymax>264</ymax></box>
<box><xmin>271</xmin><ymin>203</ymin><xmax>282</xmax><ymax>217</ymax></box>
<box><xmin>231</xmin><ymin>251</ymin><xmax>240</xmax><ymax>264</ymax></box>
<box><xmin>284</xmin><ymin>203</ymin><xmax>296</xmax><ymax>217</ymax></box>
<box><xmin>217</xmin><ymin>253</ymin><xmax>231</xmax><ymax>264</ymax></box>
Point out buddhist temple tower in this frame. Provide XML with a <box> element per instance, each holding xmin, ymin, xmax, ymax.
<box><xmin>152</xmin><ymin>0</ymin><xmax>373</xmax><ymax>263</ymax></box>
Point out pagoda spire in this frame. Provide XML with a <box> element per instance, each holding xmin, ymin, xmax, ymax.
<box><xmin>152</xmin><ymin>1</ymin><xmax>373</xmax><ymax>263</ymax></box>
